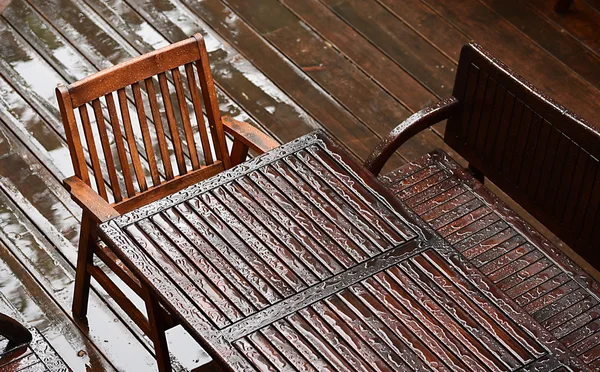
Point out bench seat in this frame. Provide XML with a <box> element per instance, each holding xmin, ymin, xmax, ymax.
<box><xmin>383</xmin><ymin>149</ymin><xmax>600</xmax><ymax>369</ymax></box>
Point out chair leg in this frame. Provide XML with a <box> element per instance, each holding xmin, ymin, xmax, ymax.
<box><xmin>144</xmin><ymin>289</ymin><xmax>172</xmax><ymax>372</ymax></box>
<box><xmin>229</xmin><ymin>139</ymin><xmax>249</xmax><ymax>167</ymax></box>
<box><xmin>72</xmin><ymin>213</ymin><xmax>95</xmax><ymax>320</ymax></box>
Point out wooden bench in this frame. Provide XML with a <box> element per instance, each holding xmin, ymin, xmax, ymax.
<box><xmin>368</xmin><ymin>42</ymin><xmax>600</xmax><ymax>369</ymax></box>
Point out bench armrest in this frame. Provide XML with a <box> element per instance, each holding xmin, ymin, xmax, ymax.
<box><xmin>365</xmin><ymin>97</ymin><xmax>460</xmax><ymax>176</ymax></box>
<box><xmin>64</xmin><ymin>176</ymin><xmax>120</xmax><ymax>223</ymax></box>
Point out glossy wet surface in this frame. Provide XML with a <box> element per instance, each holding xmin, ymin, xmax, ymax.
<box><xmin>100</xmin><ymin>133</ymin><xmax>588</xmax><ymax>371</ymax></box>
<box><xmin>0</xmin><ymin>0</ymin><xmax>597</xmax><ymax>370</ymax></box>
<box><xmin>384</xmin><ymin>150</ymin><xmax>600</xmax><ymax>370</ymax></box>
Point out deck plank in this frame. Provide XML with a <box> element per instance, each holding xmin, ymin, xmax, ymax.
<box><xmin>478</xmin><ymin>0</ymin><xmax>600</xmax><ymax>89</ymax></box>
<box><xmin>82</xmin><ymin>0</ymin><xmax>317</xmax><ymax>143</ymax></box>
<box><xmin>320</xmin><ymin>0</ymin><xmax>456</xmax><ymax>98</ymax></box>
<box><xmin>420</xmin><ymin>0</ymin><xmax>600</xmax><ymax>125</ymax></box>
<box><xmin>179</xmin><ymin>0</ymin><xmax>407</xmax><ymax>168</ymax></box>
<box><xmin>528</xmin><ymin>0</ymin><xmax>600</xmax><ymax>56</ymax></box>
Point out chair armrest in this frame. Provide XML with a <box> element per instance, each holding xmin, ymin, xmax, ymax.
<box><xmin>365</xmin><ymin>97</ymin><xmax>460</xmax><ymax>176</ymax></box>
<box><xmin>0</xmin><ymin>314</ymin><xmax>31</xmax><ymax>351</ymax></box>
<box><xmin>63</xmin><ymin>176</ymin><xmax>120</xmax><ymax>223</ymax></box>
<box><xmin>222</xmin><ymin>116</ymin><xmax>280</xmax><ymax>154</ymax></box>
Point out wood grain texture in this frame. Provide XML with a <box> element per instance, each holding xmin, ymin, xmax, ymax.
<box><xmin>445</xmin><ymin>42</ymin><xmax>600</xmax><ymax>269</ymax></box>
<box><xmin>100</xmin><ymin>132</ymin><xmax>584</xmax><ymax>371</ymax></box>
<box><xmin>383</xmin><ymin>149</ymin><xmax>600</xmax><ymax>369</ymax></box>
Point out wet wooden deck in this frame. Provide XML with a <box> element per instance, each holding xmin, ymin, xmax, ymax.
<box><xmin>0</xmin><ymin>0</ymin><xmax>597</xmax><ymax>370</ymax></box>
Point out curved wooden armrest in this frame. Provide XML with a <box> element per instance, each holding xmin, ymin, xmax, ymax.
<box><xmin>0</xmin><ymin>314</ymin><xmax>31</xmax><ymax>352</ymax></box>
<box><xmin>222</xmin><ymin>116</ymin><xmax>280</xmax><ymax>154</ymax></box>
<box><xmin>64</xmin><ymin>176</ymin><xmax>120</xmax><ymax>223</ymax></box>
<box><xmin>365</xmin><ymin>97</ymin><xmax>460</xmax><ymax>176</ymax></box>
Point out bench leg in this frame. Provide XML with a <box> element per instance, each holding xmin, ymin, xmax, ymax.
<box><xmin>467</xmin><ymin>163</ymin><xmax>485</xmax><ymax>183</ymax></box>
<box><xmin>144</xmin><ymin>289</ymin><xmax>172</xmax><ymax>372</ymax></box>
<box><xmin>72</xmin><ymin>213</ymin><xmax>95</xmax><ymax>320</ymax></box>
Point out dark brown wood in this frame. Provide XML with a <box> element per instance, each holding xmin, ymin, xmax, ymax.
<box><xmin>56</xmin><ymin>34</ymin><xmax>278</xmax><ymax>371</ymax></box>
<box><xmin>368</xmin><ymin>42</ymin><xmax>600</xmax><ymax>270</ymax></box>
<box><xmin>555</xmin><ymin>0</ymin><xmax>574</xmax><ymax>13</ymax></box>
<box><xmin>382</xmin><ymin>149</ymin><xmax>600</xmax><ymax>369</ymax></box>
<box><xmin>180</xmin><ymin>0</ymin><xmax>406</xmax><ymax>169</ymax></box>
<box><xmin>0</xmin><ymin>314</ymin><xmax>70</xmax><ymax>371</ymax></box>
<box><xmin>0</xmin><ymin>314</ymin><xmax>31</xmax><ymax>351</ymax></box>
<box><xmin>99</xmin><ymin>131</ymin><xmax>584</xmax><ymax>371</ymax></box>
<box><xmin>365</xmin><ymin>97</ymin><xmax>459</xmax><ymax>175</ymax></box>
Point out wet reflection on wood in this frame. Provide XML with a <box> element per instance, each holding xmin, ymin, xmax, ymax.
<box><xmin>0</xmin><ymin>0</ymin><xmax>596</xmax><ymax>368</ymax></box>
<box><xmin>101</xmin><ymin>132</ymin><xmax>587</xmax><ymax>371</ymax></box>
<box><xmin>383</xmin><ymin>150</ymin><xmax>600</xmax><ymax>370</ymax></box>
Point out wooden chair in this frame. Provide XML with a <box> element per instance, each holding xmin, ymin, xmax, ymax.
<box><xmin>366</xmin><ymin>42</ymin><xmax>600</xmax><ymax>270</ymax></box>
<box><xmin>56</xmin><ymin>33</ymin><xmax>278</xmax><ymax>371</ymax></box>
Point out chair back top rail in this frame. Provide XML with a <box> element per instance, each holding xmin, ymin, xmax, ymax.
<box><xmin>445</xmin><ymin>42</ymin><xmax>600</xmax><ymax>267</ymax></box>
<box><xmin>56</xmin><ymin>34</ymin><xmax>230</xmax><ymax>209</ymax></box>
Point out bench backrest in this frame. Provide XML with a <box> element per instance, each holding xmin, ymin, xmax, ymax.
<box><xmin>445</xmin><ymin>42</ymin><xmax>600</xmax><ymax>267</ymax></box>
<box><xmin>56</xmin><ymin>34</ymin><xmax>230</xmax><ymax>211</ymax></box>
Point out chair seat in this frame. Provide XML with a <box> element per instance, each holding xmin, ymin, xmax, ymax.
<box><xmin>382</xmin><ymin>150</ymin><xmax>600</xmax><ymax>369</ymax></box>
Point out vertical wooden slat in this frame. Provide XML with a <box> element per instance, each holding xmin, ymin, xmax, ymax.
<box><xmin>118</xmin><ymin>88</ymin><xmax>148</xmax><ymax>192</ymax></box>
<box><xmin>172</xmin><ymin>67</ymin><xmax>200</xmax><ymax>169</ymax></box>
<box><xmin>508</xmin><ymin>106</ymin><xmax>534</xmax><ymax>186</ymax></box>
<box><xmin>465</xmin><ymin>72</ymin><xmax>489</xmax><ymax>148</ymax></box>
<box><xmin>525</xmin><ymin>120</ymin><xmax>551</xmax><ymax>197</ymax></box>
<box><xmin>92</xmin><ymin>99</ymin><xmax>122</xmax><ymax>202</ymax></box>
<box><xmin>517</xmin><ymin>114</ymin><xmax>543</xmax><ymax>191</ymax></box>
<box><xmin>56</xmin><ymin>85</ymin><xmax>89</xmax><ymax>184</ymax></box>
<box><xmin>482</xmin><ymin>84</ymin><xmax>507</xmax><ymax>161</ymax></box>
<box><xmin>535</xmin><ymin>127</ymin><xmax>562</xmax><ymax>205</ymax></box>
<box><xmin>79</xmin><ymin>104</ymin><xmax>108</xmax><ymax>200</ymax></box>
<box><xmin>474</xmin><ymin>77</ymin><xmax>498</xmax><ymax>156</ymax></box>
<box><xmin>544</xmin><ymin>135</ymin><xmax>574</xmax><ymax>215</ymax></box>
<box><xmin>581</xmin><ymin>172</ymin><xmax>600</xmax><ymax>244</ymax></box>
<box><xmin>457</xmin><ymin>64</ymin><xmax>480</xmax><ymax>144</ymax></box>
<box><xmin>556</xmin><ymin>147</ymin><xmax>586</xmax><ymax>220</ymax></box>
<box><xmin>158</xmin><ymin>72</ymin><xmax>186</xmax><ymax>175</ymax></box>
<box><xmin>145</xmin><ymin>77</ymin><xmax>174</xmax><ymax>180</ymax></box>
<box><xmin>491</xmin><ymin>93</ymin><xmax>516</xmax><ymax>170</ymax></box>
<box><xmin>185</xmin><ymin>63</ymin><xmax>214</xmax><ymax>165</ymax></box>
<box><xmin>568</xmin><ymin>156</ymin><xmax>597</xmax><ymax>231</ymax></box>
<box><xmin>132</xmin><ymin>82</ymin><xmax>160</xmax><ymax>186</ymax></box>
<box><xmin>106</xmin><ymin>92</ymin><xmax>135</xmax><ymax>197</ymax></box>
<box><xmin>194</xmin><ymin>36</ymin><xmax>231</xmax><ymax>168</ymax></box>
<box><xmin>500</xmin><ymin>98</ymin><xmax>524</xmax><ymax>177</ymax></box>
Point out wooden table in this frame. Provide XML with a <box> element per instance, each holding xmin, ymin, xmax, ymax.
<box><xmin>99</xmin><ymin>131</ymin><xmax>586</xmax><ymax>371</ymax></box>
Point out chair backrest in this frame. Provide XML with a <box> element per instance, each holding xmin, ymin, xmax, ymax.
<box><xmin>445</xmin><ymin>42</ymin><xmax>600</xmax><ymax>266</ymax></box>
<box><xmin>56</xmin><ymin>34</ymin><xmax>231</xmax><ymax>212</ymax></box>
